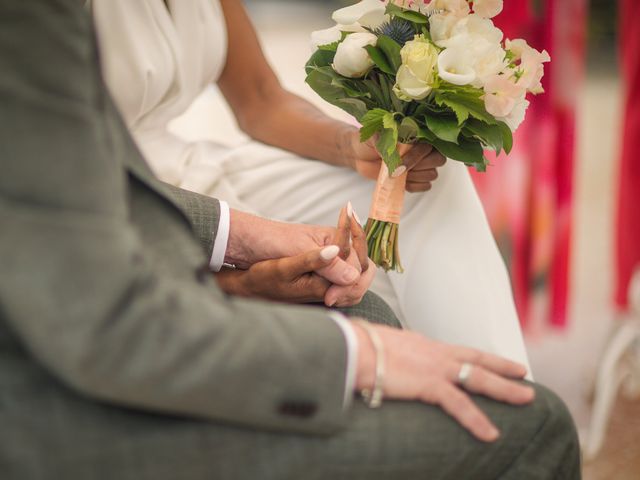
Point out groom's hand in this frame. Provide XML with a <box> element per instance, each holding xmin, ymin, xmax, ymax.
<box><xmin>224</xmin><ymin>209</ymin><xmax>374</xmax><ymax>307</ymax></box>
<box><xmin>215</xmin><ymin>245</ymin><xmax>345</xmax><ymax>304</ymax></box>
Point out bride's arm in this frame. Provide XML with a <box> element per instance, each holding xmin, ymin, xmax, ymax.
<box><xmin>217</xmin><ymin>0</ymin><xmax>446</xmax><ymax>192</ymax></box>
<box><xmin>216</xmin><ymin>0</ymin><xmax>362</xmax><ymax>169</ymax></box>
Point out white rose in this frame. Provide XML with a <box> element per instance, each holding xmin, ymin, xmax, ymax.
<box><xmin>332</xmin><ymin>32</ymin><xmax>378</xmax><ymax>78</ymax></box>
<box><xmin>499</xmin><ymin>94</ymin><xmax>530</xmax><ymax>132</ymax></box>
<box><xmin>429</xmin><ymin>13</ymin><xmax>461</xmax><ymax>47</ymax></box>
<box><xmin>443</xmin><ymin>14</ymin><xmax>503</xmax><ymax>48</ymax></box>
<box><xmin>393</xmin><ymin>36</ymin><xmax>439</xmax><ymax>100</ymax></box>
<box><xmin>332</xmin><ymin>0</ymin><xmax>388</xmax><ymax>29</ymax></box>
<box><xmin>437</xmin><ymin>47</ymin><xmax>476</xmax><ymax>85</ymax></box>
<box><xmin>472</xmin><ymin>0</ymin><xmax>504</xmax><ymax>19</ymax></box>
<box><xmin>483</xmin><ymin>74</ymin><xmax>526</xmax><ymax>117</ymax></box>
<box><xmin>471</xmin><ymin>42</ymin><xmax>508</xmax><ymax>87</ymax></box>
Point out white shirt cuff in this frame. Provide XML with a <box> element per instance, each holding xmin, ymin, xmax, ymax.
<box><xmin>209</xmin><ymin>201</ymin><xmax>230</xmax><ymax>272</ymax></box>
<box><xmin>329</xmin><ymin>312</ymin><xmax>358</xmax><ymax>410</ymax></box>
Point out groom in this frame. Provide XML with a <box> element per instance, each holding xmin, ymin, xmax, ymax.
<box><xmin>0</xmin><ymin>1</ymin><xmax>581</xmax><ymax>479</ymax></box>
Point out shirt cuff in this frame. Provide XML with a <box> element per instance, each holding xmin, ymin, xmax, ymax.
<box><xmin>209</xmin><ymin>200</ymin><xmax>230</xmax><ymax>272</ymax></box>
<box><xmin>329</xmin><ymin>312</ymin><xmax>358</xmax><ymax>410</ymax></box>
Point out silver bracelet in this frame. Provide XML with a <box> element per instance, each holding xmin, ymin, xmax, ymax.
<box><xmin>356</xmin><ymin>320</ymin><xmax>385</xmax><ymax>408</ymax></box>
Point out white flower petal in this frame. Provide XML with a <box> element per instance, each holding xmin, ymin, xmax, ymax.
<box><xmin>310</xmin><ymin>25</ymin><xmax>343</xmax><ymax>51</ymax></box>
<box><xmin>437</xmin><ymin>48</ymin><xmax>476</xmax><ymax>85</ymax></box>
<box><xmin>332</xmin><ymin>0</ymin><xmax>386</xmax><ymax>27</ymax></box>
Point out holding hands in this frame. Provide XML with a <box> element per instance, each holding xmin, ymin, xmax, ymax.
<box><xmin>216</xmin><ymin>203</ymin><xmax>374</xmax><ymax>307</ymax></box>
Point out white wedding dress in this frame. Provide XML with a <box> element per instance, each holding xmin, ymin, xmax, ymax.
<box><xmin>93</xmin><ymin>0</ymin><xmax>531</xmax><ymax>370</ymax></box>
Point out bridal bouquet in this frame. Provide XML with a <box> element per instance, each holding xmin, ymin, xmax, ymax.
<box><xmin>305</xmin><ymin>0</ymin><xmax>550</xmax><ymax>271</ymax></box>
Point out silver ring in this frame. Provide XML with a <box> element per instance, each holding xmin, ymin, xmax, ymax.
<box><xmin>457</xmin><ymin>362</ymin><xmax>473</xmax><ymax>387</ymax></box>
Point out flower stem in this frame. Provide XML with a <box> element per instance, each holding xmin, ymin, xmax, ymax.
<box><xmin>365</xmin><ymin>218</ymin><xmax>403</xmax><ymax>272</ymax></box>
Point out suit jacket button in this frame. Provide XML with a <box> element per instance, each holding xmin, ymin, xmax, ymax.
<box><xmin>196</xmin><ymin>264</ymin><xmax>211</xmax><ymax>284</ymax></box>
<box><xmin>278</xmin><ymin>402</ymin><xmax>317</xmax><ymax>418</ymax></box>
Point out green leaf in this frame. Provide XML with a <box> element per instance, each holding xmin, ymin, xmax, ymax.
<box><xmin>385</xmin><ymin>3</ymin><xmax>429</xmax><ymax>24</ymax></box>
<box><xmin>498</xmin><ymin>121</ymin><xmax>513</xmax><ymax>154</ymax></box>
<box><xmin>377</xmin><ymin>35</ymin><xmax>403</xmax><ymax>73</ymax></box>
<box><xmin>376</xmin><ymin>113</ymin><xmax>402</xmax><ymax>173</ymax></box>
<box><xmin>305</xmin><ymin>67</ymin><xmax>368</xmax><ymax>120</ymax></box>
<box><xmin>398</xmin><ymin>117</ymin><xmax>419</xmax><ymax>142</ymax></box>
<box><xmin>359</xmin><ymin>108</ymin><xmax>388</xmax><ymax>142</ymax></box>
<box><xmin>335</xmin><ymin>98</ymin><xmax>369</xmax><ymax>121</ymax></box>
<box><xmin>305</xmin><ymin>49</ymin><xmax>336</xmax><ymax>74</ymax></box>
<box><xmin>463</xmin><ymin>119</ymin><xmax>504</xmax><ymax>153</ymax></box>
<box><xmin>434</xmin><ymin>90</ymin><xmax>497</xmax><ymax>125</ymax></box>
<box><xmin>424</xmin><ymin>115</ymin><xmax>462</xmax><ymax>144</ymax></box>
<box><xmin>364</xmin><ymin>45</ymin><xmax>395</xmax><ymax>75</ymax></box>
<box><xmin>429</xmin><ymin>137</ymin><xmax>485</xmax><ymax>167</ymax></box>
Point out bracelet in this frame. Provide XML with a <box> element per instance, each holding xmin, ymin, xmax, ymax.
<box><xmin>356</xmin><ymin>320</ymin><xmax>385</xmax><ymax>408</ymax></box>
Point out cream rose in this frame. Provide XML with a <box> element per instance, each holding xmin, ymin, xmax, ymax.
<box><xmin>332</xmin><ymin>32</ymin><xmax>378</xmax><ymax>78</ymax></box>
<box><xmin>393</xmin><ymin>36</ymin><xmax>439</xmax><ymax>100</ymax></box>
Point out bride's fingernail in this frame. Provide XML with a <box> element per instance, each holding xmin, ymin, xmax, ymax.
<box><xmin>391</xmin><ymin>166</ymin><xmax>407</xmax><ymax>178</ymax></box>
<box><xmin>343</xmin><ymin>267</ymin><xmax>359</xmax><ymax>283</ymax></box>
<box><xmin>346</xmin><ymin>201</ymin><xmax>353</xmax><ymax>218</ymax></box>
<box><xmin>320</xmin><ymin>245</ymin><xmax>340</xmax><ymax>261</ymax></box>
<box><xmin>353</xmin><ymin>209</ymin><xmax>362</xmax><ymax>225</ymax></box>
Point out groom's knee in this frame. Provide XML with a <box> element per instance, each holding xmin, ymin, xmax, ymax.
<box><xmin>337</xmin><ymin>291</ymin><xmax>401</xmax><ymax>329</ymax></box>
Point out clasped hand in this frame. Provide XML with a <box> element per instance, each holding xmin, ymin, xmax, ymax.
<box><xmin>350</xmin><ymin>135</ymin><xmax>447</xmax><ymax>193</ymax></box>
<box><xmin>216</xmin><ymin>204</ymin><xmax>374</xmax><ymax>307</ymax></box>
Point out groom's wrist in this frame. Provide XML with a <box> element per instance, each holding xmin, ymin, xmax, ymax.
<box><xmin>225</xmin><ymin>209</ymin><xmax>336</xmax><ymax>267</ymax></box>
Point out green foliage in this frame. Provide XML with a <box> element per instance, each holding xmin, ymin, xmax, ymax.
<box><xmin>385</xmin><ymin>3</ymin><xmax>429</xmax><ymax>24</ymax></box>
<box><xmin>304</xmin><ymin>48</ymin><xmax>336</xmax><ymax>74</ymax></box>
<box><xmin>376</xmin><ymin>35</ymin><xmax>403</xmax><ymax>73</ymax></box>
<box><xmin>304</xmin><ymin>10</ymin><xmax>520</xmax><ymax>174</ymax></box>
<box><xmin>376</xmin><ymin>112</ymin><xmax>403</xmax><ymax>173</ymax></box>
<box><xmin>359</xmin><ymin>108</ymin><xmax>388</xmax><ymax>142</ymax></box>
<box><xmin>364</xmin><ymin>45</ymin><xmax>395</xmax><ymax>75</ymax></box>
<box><xmin>424</xmin><ymin>114</ymin><xmax>461</xmax><ymax>144</ymax></box>
<box><xmin>434</xmin><ymin>89</ymin><xmax>497</xmax><ymax>125</ymax></box>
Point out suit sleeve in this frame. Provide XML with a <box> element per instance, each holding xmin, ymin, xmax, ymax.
<box><xmin>161</xmin><ymin>182</ymin><xmax>221</xmax><ymax>260</ymax></box>
<box><xmin>0</xmin><ymin>0</ymin><xmax>351</xmax><ymax>435</ymax></box>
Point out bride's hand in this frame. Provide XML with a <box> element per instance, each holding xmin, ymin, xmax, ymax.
<box><xmin>348</xmin><ymin>133</ymin><xmax>447</xmax><ymax>192</ymax></box>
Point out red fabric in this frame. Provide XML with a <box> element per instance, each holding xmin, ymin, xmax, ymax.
<box><xmin>471</xmin><ymin>0</ymin><xmax>587</xmax><ymax>330</ymax></box>
<box><xmin>615</xmin><ymin>0</ymin><xmax>640</xmax><ymax>309</ymax></box>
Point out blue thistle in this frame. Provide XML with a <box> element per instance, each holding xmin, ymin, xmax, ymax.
<box><xmin>374</xmin><ymin>18</ymin><xmax>416</xmax><ymax>46</ymax></box>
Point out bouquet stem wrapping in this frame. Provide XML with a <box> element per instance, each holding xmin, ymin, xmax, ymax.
<box><xmin>365</xmin><ymin>163</ymin><xmax>407</xmax><ymax>272</ymax></box>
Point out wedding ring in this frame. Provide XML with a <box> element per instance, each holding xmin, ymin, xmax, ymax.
<box><xmin>457</xmin><ymin>362</ymin><xmax>473</xmax><ymax>388</ymax></box>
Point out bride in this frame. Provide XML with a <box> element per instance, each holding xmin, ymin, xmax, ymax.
<box><xmin>91</xmin><ymin>0</ymin><xmax>531</xmax><ymax>370</ymax></box>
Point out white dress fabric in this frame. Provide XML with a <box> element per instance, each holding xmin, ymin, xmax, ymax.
<box><xmin>93</xmin><ymin>0</ymin><xmax>531</xmax><ymax>370</ymax></box>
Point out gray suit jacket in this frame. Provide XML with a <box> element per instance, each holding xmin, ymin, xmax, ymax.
<box><xmin>0</xmin><ymin>0</ymin><xmax>393</xmax><ymax>437</ymax></box>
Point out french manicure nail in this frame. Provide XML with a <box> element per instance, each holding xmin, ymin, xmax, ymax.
<box><xmin>320</xmin><ymin>245</ymin><xmax>340</xmax><ymax>261</ymax></box>
<box><xmin>353</xmin><ymin>209</ymin><xmax>362</xmax><ymax>225</ymax></box>
<box><xmin>346</xmin><ymin>201</ymin><xmax>353</xmax><ymax>218</ymax></box>
<box><xmin>392</xmin><ymin>166</ymin><xmax>407</xmax><ymax>178</ymax></box>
